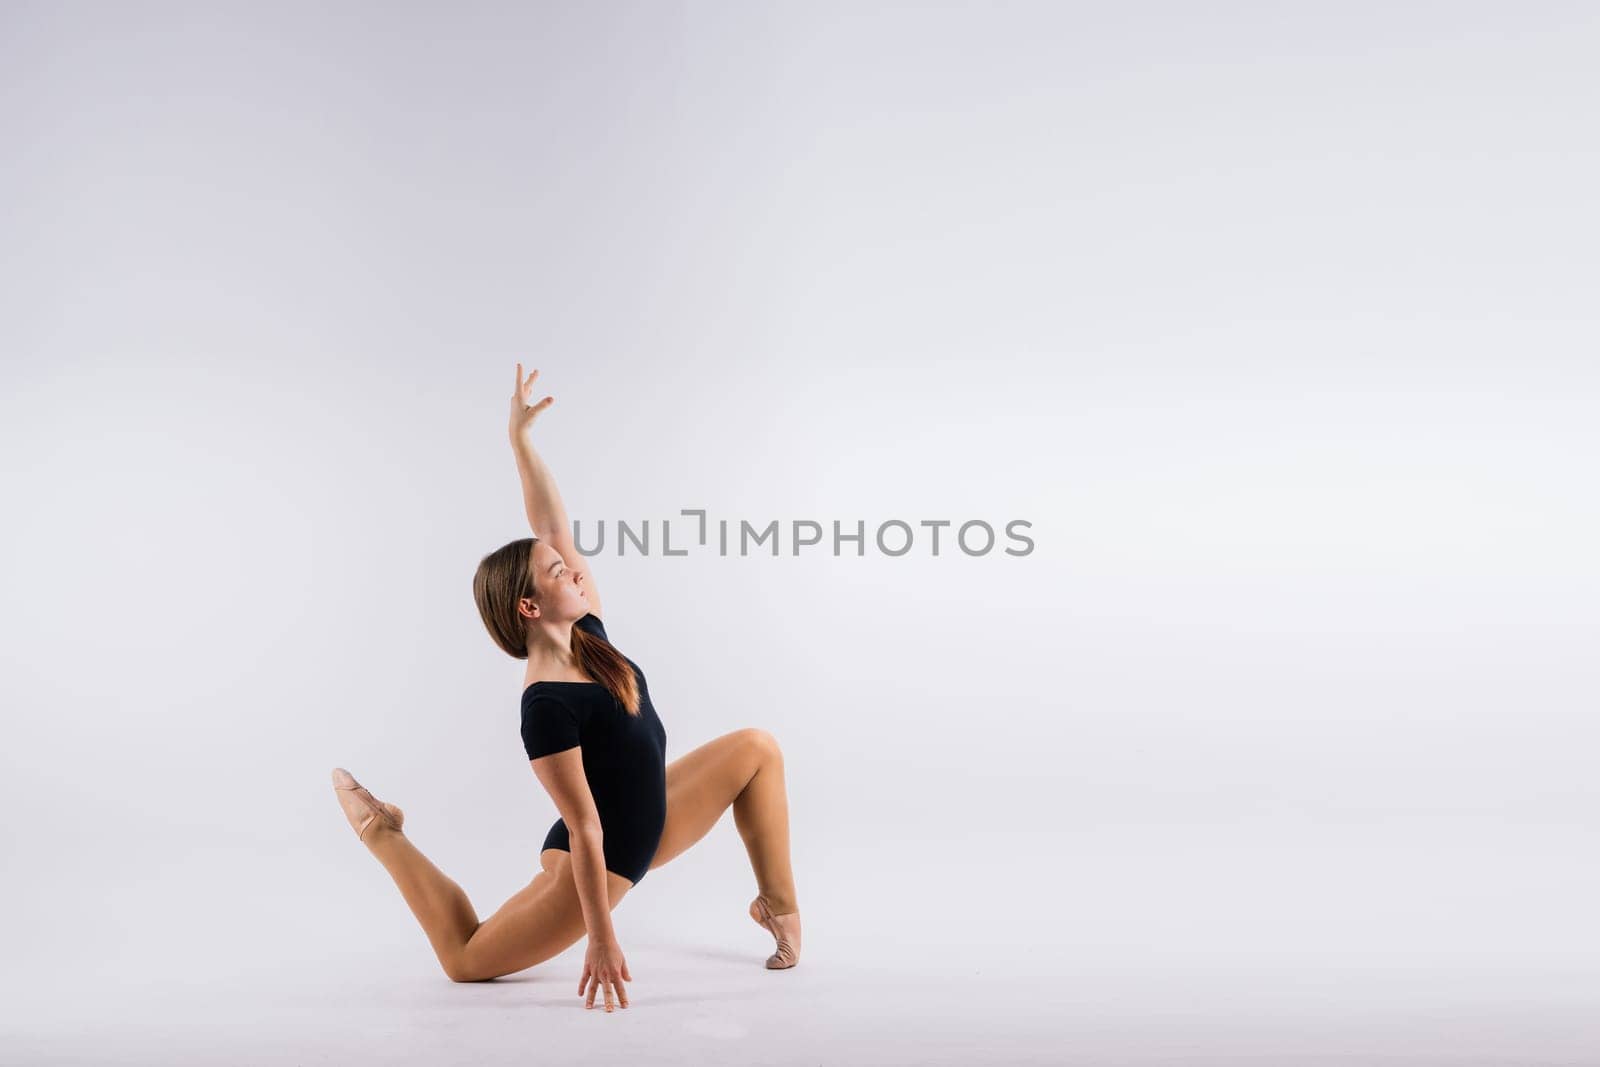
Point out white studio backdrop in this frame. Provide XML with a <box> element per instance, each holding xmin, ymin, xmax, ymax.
<box><xmin>1</xmin><ymin>3</ymin><xmax>1596</xmax><ymax>1064</ymax></box>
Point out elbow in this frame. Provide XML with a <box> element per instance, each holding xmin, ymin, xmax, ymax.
<box><xmin>568</xmin><ymin>820</ymin><xmax>604</xmax><ymax>847</ymax></box>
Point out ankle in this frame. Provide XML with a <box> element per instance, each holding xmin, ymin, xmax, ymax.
<box><xmin>363</xmin><ymin>823</ymin><xmax>404</xmax><ymax>849</ymax></box>
<box><xmin>761</xmin><ymin>893</ymin><xmax>799</xmax><ymax>916</ymax></box>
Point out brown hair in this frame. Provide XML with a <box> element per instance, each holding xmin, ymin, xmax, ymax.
<box><xmin>472</xmin><ymin>536</ymin><xmax>641</xmax><ymax>715</ymax></box>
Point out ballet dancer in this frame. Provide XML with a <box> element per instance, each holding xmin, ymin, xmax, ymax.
<box><xmin>331</xmin><ymin>364</ymin><xmax>801</xmax><ymax>1012</ymax></box>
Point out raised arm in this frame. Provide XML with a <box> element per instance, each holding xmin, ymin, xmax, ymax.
<box><xmin>509</xmin><ymin>364</ymin><xmax>604</xmax><ymax>617</ymax></box>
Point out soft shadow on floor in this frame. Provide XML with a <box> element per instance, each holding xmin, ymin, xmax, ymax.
<box><xmin>528</xmin><ymin>989</ymin><xmax>768</xmax><ymax>1008</ymax></box>
<box><xmin>660</xmin><ymin>946</ymin><xmax>755</xmax><ymax>965</ymax></box>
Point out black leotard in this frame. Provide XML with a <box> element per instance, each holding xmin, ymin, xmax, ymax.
<box><xmin>520</xmin><ymin>612</ymin><xmax>668</xmax><ymax>885</ymax></box>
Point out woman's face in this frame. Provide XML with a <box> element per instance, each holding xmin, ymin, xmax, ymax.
<box><xmin>528</xmin><ymin>540</ymin><xmax>588</xmax><ymax>620</ymax></box>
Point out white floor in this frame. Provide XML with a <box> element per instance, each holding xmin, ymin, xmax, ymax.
<box><xmin>6</xmin><ymin>820</ymin><xmax>1599</xmax><ymax>1065</ymax></box>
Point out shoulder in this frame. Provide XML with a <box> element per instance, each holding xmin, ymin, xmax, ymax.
<box><xmin>522</xmin><ymin>687</ymin><xmax>573</xmax><ymax>714</ymax></box>
<box><xmin>521</xmin><ymin>689</ymin><xmax>579</xmax><ymax>728</ymax></box>
<box><xmin>521</xmin><ymin>690</ymin><xmax>584</xmax><ymax>759</ymax></box>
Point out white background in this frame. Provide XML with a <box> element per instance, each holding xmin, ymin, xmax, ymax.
<box><xmin>2</xmin><ymin>2</ymin><xmax>1596</xmax><ymax>1064</ymax></box>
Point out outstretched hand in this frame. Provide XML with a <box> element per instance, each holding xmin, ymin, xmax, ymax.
<box><xmin>509</xmin><ymin>363</ymin><xmax>555</xmax><ymax>443</ymax></box>
<box><xmin>580</xmin><ymin>937</ymin><xmax>632</xmax><ymax>1012</ymax></box>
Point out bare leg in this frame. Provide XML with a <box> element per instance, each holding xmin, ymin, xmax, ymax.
<box><xmin>732</xmin><ymin>734</ymin><xmax>799</xmax><ymax>915</ymax></box>
<box><xmin>649</xmin><ymin>728</ymin><xmax>802</xmax><ymax>965</ymax></box>
<box><xmin>456</xmin><ymin>849</ymin><xmax>634</xmax><ymax>981</ymax></box>
<box><xmin>334</xmin><ymin>773</ymin><xmax>632</xmax><ymax>981</ymax></box>
<box><xmin>362</xmin><ymin>825</ymin><xmax>483</xmax><ymax>977</ymax></box>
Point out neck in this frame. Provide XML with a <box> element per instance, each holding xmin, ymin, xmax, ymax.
<box><xmin>525</xmin><ymin>617</ymin><xmax>580</xmax><ymax>675</ymax></box>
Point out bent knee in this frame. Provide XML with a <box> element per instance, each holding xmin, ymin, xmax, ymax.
<box><xmin>443</xmin><ymin>958</ymin><xmax>493</xmax><ymax>983</ymax></box>
<box><xmin>739</xmin><ymin>727</ymin><xmax>782</xmax><ymax>760</ymax></box>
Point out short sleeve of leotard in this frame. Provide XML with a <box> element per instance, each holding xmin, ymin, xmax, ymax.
<box><xmin>522</xmin><ymin>693</ymin><xmax>582</xmax><ymax>760</ymax></box>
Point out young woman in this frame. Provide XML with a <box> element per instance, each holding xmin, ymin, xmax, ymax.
<box><xmin>331</xmin><ymin>364</ymin><xmax>802</xmax><ymax>1012</ymax></box>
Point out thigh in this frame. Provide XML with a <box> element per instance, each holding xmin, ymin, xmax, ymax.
<box><xmin>648</xmin><ymin>728</ymin><xmax>769</xmax><ymax>873</ymax></box>
<box><xmin>457</xmin><ymin>848</ymin><xmax>634</xmax><ymax>981</ymax></box>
